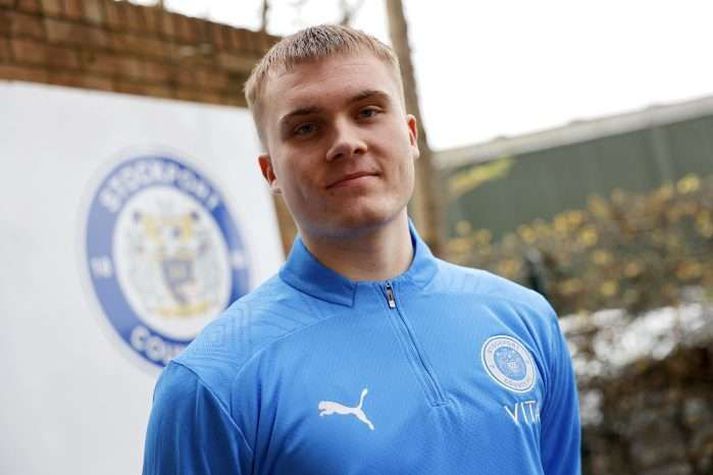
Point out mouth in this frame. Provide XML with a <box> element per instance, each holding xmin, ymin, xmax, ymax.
<box><xmin>326</xmin><ymin>172</ymin><xmax>379</xmax><ymax>189</ymax></box>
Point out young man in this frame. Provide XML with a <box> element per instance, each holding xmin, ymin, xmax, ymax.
<box><xmin>143</xmin><ymin>25</ymin><xmax>581</xmax><ymax>475</ymax></box>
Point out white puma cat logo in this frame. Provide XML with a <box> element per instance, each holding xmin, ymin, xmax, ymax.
<box><xmin>318</xmin><ymin>388</ymin><xmax>375</xmax><ymax>431</ymax></box>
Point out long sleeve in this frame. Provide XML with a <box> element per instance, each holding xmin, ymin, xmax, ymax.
<box><xmin>142</xmin><ymin>362</ymin><xmax>254</xmax><ymax>475</ymax></box>
<box><xmin>540</xmin><ymin>312</ymin><xmax>582</xmax><ymax>475</ymax></box>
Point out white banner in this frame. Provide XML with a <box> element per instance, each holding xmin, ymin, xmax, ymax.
<box><xmin>0</xmin><ymin>81</ymin><xmax>284</xmax><ymax>475</ymax></box>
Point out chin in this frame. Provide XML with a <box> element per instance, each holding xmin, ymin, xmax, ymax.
<box><xmin>318</xmin><ymin>203</ymin><xmax>407</xmax><ymax>238</ymax></box>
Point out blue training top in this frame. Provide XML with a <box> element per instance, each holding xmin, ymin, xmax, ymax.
<box><xmin>143</xmin><ymin>225</ymin><xmax>581</xmax><ymax>474</ymax></box>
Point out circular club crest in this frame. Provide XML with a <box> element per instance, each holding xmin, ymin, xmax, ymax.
<box><xmin>481</xmin><ymin>335</ymin><xmax>536</xmax><ymax>393</ymax></box>
<box><xmin>85</xmin><ymin>155</ymin><xmax>249</xmax><ymax>368</ymax></box>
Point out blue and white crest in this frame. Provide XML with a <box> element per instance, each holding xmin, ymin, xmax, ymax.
<box><xmin>85</xmin><ymin>155</ymin><xmax>249</xmax><ymax>368</ymax></box>
<box><xmin>481</xmin><ymin>335</ymin><xmax>536</xmax><ymax>393</ymax></box>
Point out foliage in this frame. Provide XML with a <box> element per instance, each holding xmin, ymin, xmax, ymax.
<box><xmin>445</xmin><ymin>174</ymin><xmax>713</xmax><ymax>316</ymax></box>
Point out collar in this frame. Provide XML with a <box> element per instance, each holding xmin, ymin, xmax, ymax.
<box><xmin>279</xmin><ymin>221</ymin><xmax>438</xmax><ymax>307</ymax></box>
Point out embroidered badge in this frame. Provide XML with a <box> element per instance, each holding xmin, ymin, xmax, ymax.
<box><xmin>481</xmin><ymin>335</ymin><xmax>536</xmax><ymax>393</ymax></box>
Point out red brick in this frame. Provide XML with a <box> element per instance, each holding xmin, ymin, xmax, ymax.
<box><xmin>187</xmin><ymin>17</ymin><xmax>203</xmax><ymax>43</ymax></box>
<box><xmin>46</xmin><ymin>43</ymin><xmax>80</xmax><ymax>68</ymax></box>
<box><xmin>0</xmin><ymin>10</ymin><xmax>11</xmax><ymax>35</ymax></box>
<box><xmin>62</xmin><ymin>0</ymin><xmax>83</xmax><ymax>20</ymax></box>
<box><xmin>209</xmin><ymin>23</ymin><xmax>223</xmax><ymax>50</ymax></box>
<box><xmin>228</xmin><ymin>28</ymin><xmax>245</xmax><ymax>51</ymax></box>
<box><xmin>159</xmin><ymin>11</ymin><xmax>176</xmax><ymax>38</ymax></box>
<box><xmin>142</xmin><ymin>60</ymin><xmax>172</xmax><ymax>83</ymax></box>
<box><xmin>47</xmin><ymin>68</ymin><xmax>112</xmax><ymax>89</ymax></box>
<box><xmin>81</xmin><ymin>50</ymin><xmax>117</xmax><ymax>74</ymax></box>
<box><xmin>260</xmin><ymin>32</ymin><xmax>279</xmax><ymax>52</ymax></box>
<box><xmin>121</xmin><ymin>3</ymin><xmax>145</xmax><ymax>32</ymax></box>
<box><xmin>173</xmin><ymin>68</ymin><xmax>194</xmax><ymax>87</ymax></box>
<box><xmin>45</xmin><ymin>19</ymin><xmax>109</xmax><ymax>47</ymax></box>
<box><xmin>223</xmin><ymin>94</ymin><xmax>244</xmax><ymax>107</ymax></box>
<box><xmin>113</xmin><ymin>79</ymin><xmax>169</xmax><ymax>98</ymax></box>
<box><xmin>0</xmin><ymin>36</ymin><xmax>11</xmax><ymax>61</ymax></box>
<box><xmin>174</xmin><ymin>87</ymin><xmax>201</xmax><ymax>102</ymax></box>
<box><xmin>11</xmin><ymin>37</ymin><xmax>46</xmax><ymax>64</ymax></box>
<box><xmin>112</xmin><ymin>32</ymin><xmax>167</xmax><ymax>59</ymax></box>
<box><xmin>103</xmin><ymin>0</ymin><xmax>124</xmax><ymax>29</ymax></box>
<box><xmin>142</xmin><ymin>5</ymin><xmax>160</xmax><ymax>35</ymax></box>
<box><xmin>173</xmin><ymin>14</ymin><xmax>194</xmax><ymax>43</ymax></box>
<box><xmin>143</xmin><ymin>83</ymin><xmax>174</xmax><ymax>99</ymax></box>
<box><xmin>194</xmin><ymin>67</ymin><xmax>230</xmax><ymax>91</ymax></box>
<box><xmin>170</xmin><ymin>42</ymin><xmax>201</xmax><ymax>63</ymax></box>
<box><xmin>16</xmin><ymin>0</ymin><xmax>42</xmax><ymax>14</ymax></box>
<box><xmin>41</xmin><ymin>0</ymin><xmax>62</xmax><ymax>15</ymax></box>
<box><xmin>81</xmin><ymin>0</ymin><xmax>103</xmax><ymax>24</ymax></box>
<box><xmin>115</xmin><ymin>55</ymin><xmax>143</xmax><ymax>80</ymax></box>
<box><xmin>196</xmin><ymin>90</ymin><xmax>224</xmax><ymax>106</ymax></box>
<box><xmin>216</xmin><ymin>52</ymin><xmax>253</xmax><ymax>73</ymax></box>
<box><xmin>11</xmin><ymin>11</ymin><xmax>46</xmax><ymax>39</ymax></box>
<box><xmin>0</xmin><ymin>63</ymin><xmax>49</xmax><ymax>82</ymax></box>
<box><xmin>194</xmin><ymin>18</ymin><xmax>210</xmax><ymax>44</ymax></box>
<box><xmin>145</xmin><ymin>37</ymin><xmax>170</xmax><ymax>58</ymax></box>
<box><xmin>82</xmin><ymin>73</ymin><xmax>113</xmax><ymax>91</ymax></box>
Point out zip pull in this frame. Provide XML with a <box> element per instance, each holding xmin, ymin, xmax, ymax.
<box><xmin>385</xmin><ymin>282</ymin><xmax>397</xmax><ymax>309</ymax></box>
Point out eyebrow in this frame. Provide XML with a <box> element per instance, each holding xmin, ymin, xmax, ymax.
<box><xmin>278</xmin><ymin>89</ymin><xmax>391</xmax><ymax>126</ymax></box>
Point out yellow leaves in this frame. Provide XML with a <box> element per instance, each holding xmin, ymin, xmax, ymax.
<box><xmin>624</xmin><ymin>262</ymin><xmax>642</xmax><ymax>278</ymax></box>
<box><xmin>518</xmin><ymin>224</ymin><xmax>536</xmax><ymax>244</ymax></box>
<box><xmin>496</xmin><ymin>259</ymin><xmax>521</xmax><ymax>279</ymax></box>
<box><xmin>676</xmin><ymin>174</ymin><xmax>700</xmax><ymax>194</ymax></box>
<box><xmin>553</xmin><ymin>215</ymin><xmax>569</xmax><ymax>234</ymax></box>
<box><xmin>588</xmin><ymin>195</ymin><xmax>610</xmax><ymax>218</ymax></box>
<box><xmin>446</xmin><ymin>237</ymin><xmax>472</xmax><ymax>255</ymax></box>
<box><xmin>696</xmin><ymin>213</ymin><xmax>713</xmax><ymax>238</ymax></box>
<box><xmin>592</xmin><ymin>250</ymin><xmax>613</xmax><ymax>266</ymax></box>
<box><xmin>560</xmin><ymin>278</ymin><xmax>583</xmax><ymax>296</ymax></box>
<box><xmin>578</xmin><ymin>226</ymin><xmax>599</xmax><ymax>247</ymax></box>
<box><xmin>455</xmin><ymin>220</ymin><xmax>472</xmax><ymax>236</ymax></box>
<box><xmin>600</xmin><ymin>281</ymin><xmax>619</xmax><ymax>297</ymax></box>
<box><xmin>675</xmin><ymin>262</ymin><xmax>702</xmax><ymax>280</ymax></box>
<box><xmin>448</xmin><ymin>157</ymin><xmax>514</xmax><ymax>199</ymax></box>
<box><xmin>655</xmin><ymin>183</ymin><xmax>674</xmax><ymax>201</ymax></box>
<box><xmin>444</xmin><ymin>174</ymin><xmax>712</xmax><ymax>316</ymax></box>
<box><xmin>474</xmin><ymin>229</ymin><xmax>492</xmax><ymax>245</ymax></box>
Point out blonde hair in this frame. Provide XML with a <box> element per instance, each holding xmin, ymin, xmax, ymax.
<box><xmin>244</xmin><ymin>24</ymin><xmax>403</xmax><ymax>142</ymax></box>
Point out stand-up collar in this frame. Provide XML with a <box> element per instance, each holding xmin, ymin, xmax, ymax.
<box><xmin>279</xmin><ymin>222</ymin><xmax>439</xmax><ymax>307</ymax></box>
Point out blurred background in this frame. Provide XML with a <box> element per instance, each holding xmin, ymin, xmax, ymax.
<box><xmin>1</xmin><ymin>1</ymin><xmax>711</xmax><ymax>474</ymax></box>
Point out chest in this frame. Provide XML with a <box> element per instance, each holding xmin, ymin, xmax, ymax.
<box><xmin>250</xmin><ymin>293</ymin><xmax>548</xmax><ymax>475</ymax></box>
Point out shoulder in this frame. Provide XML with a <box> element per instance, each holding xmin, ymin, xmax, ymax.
<box><xmin>170</xmin><ymin>273</ymin><xmax>328</xmax><ymax>402</ymax></box>
<box><xmin>433</xmin><ymin>259</ymin><xmax>555</xmax><ymax>318</ymax></box>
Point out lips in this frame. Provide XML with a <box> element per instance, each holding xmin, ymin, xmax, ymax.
<box><xmin>326</xmin><ymin>172</ymin><xmax>378</xmax><ymax>189</ymax></box>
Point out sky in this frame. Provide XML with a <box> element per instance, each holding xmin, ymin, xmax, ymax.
<box><xmin>148</xmin><ymin>0</ymin><xmax>713</xmax><ymax>151</ymax></box>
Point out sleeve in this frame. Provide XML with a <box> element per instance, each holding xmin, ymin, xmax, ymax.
<box><xmin>540</xmin><ymin>312</ymin><xmax>582</xmax><ymax>475</ymax></box>
<box><xmin>142</xmin><ymin>362</ymin><xmax>254</xmax><ymax>475</ymax></box>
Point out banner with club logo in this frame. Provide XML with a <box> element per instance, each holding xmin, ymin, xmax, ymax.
<box><xmin>0</xmin><ymin>81</ymin><xmax>283</xmax><ymax>475</ymax></box>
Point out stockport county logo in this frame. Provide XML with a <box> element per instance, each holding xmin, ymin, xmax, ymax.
<box><xmin>481</xmin><ymin>335</ymin><xmax>536</xmax><ymax>393</ymax></box>
<box><xmin>85</xmin><ymin>155</ymin><xmax>249</xmax><ymax>368</ymax></box>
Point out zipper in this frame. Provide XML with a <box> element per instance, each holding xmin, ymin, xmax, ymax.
<box><xmin>385</xmin><ymin>282</ymin><xmax>397</xmax><ymax>309</ymax></box>
<box><xmin>383</xmin><ymin>281</ymin><xmax>447</xmax><ymax>406</ymax></box>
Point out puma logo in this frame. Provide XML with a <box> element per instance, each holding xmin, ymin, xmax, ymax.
<box><xmin>318</xmin><ymin>388</ymin><xmax>375</xmax><ymax>431</ymax></box>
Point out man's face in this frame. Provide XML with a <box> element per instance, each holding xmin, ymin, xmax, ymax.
<box><xmin>258</xmin><ymin>53</ymin><xmax>419</xmax><ymax>239</ymax></box>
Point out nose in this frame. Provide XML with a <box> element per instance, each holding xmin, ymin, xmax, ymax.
<box><xmin>325</xmin><ymin>118</ymin><xmax>367</xmax><ymax>161</ymax></box>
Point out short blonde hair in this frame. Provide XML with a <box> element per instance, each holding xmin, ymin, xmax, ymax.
<box><xmin>244</xmin><ymin>24</ymin><xmax>403</xmax><ymax>142</ymax></box>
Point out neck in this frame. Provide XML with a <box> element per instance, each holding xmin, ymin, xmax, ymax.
<box><xmin>300</xmin><ymin>213</ymin><xmax>413</xmax><ymax>282</ymax></box>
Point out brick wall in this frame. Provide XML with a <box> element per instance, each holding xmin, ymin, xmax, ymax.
<box><xmin>1</xmin><ymin>0</ymin><xmax>299</xmax><ymax>252</ymax></box>
<box><xmin>0</xmin><ymin>0</ymin><xmax>278</xmax><ymax>106</ymax></box>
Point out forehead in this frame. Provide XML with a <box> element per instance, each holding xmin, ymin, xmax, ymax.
<box><xmin>262</xmin><ymin>53</ymin><xmax>401</xmax><ymax>118</ymax></box>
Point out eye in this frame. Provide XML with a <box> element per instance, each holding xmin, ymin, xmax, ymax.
<box><xmin>358</xmin><ymin>107</ymin><xmax>381</xmax><ymax>119</ymax></box>
<box><xmin>293</xmin><ymin>122</ymin><xmax>318</xmax><ymax>137</ymax></box>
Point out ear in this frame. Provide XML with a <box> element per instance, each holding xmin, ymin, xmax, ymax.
<box><xmin>258</xmin><ymin>154</ymin><xmax>281</xmax><ymax>194</ymax></box>
<box><xmin>406</xmin><ymin>114</ymin><xmax>420</xmax><ymax>160</ymax></box>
